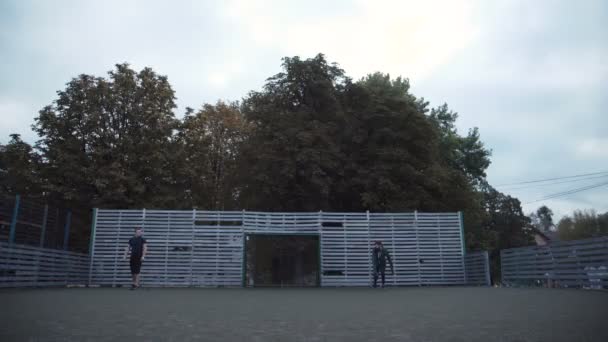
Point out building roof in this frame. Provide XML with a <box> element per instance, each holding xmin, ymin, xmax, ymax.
<box><xmin>532</xmin><ymin>227</ymin><xmax>560</xmax><ymax>242</ymax></box>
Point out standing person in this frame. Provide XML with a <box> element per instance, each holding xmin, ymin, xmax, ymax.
<box><xmin>372</xmin><ymin>241</ymin><xmax>394</xmax><ymax>288</ymax></box>
<box><xmin>123</xmin><ymin>227</ymin><xmax>148</xmax><ymax>290</ymax></box>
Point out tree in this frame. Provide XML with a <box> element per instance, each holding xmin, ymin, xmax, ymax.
<box><xmin>175</xmin><ymin>101</ymin><xmax>250</xmax><ymax>210</ymax></box>
<box><xmin>427</xmin><ymin>104</ymin><xmax>491</xmax><ymax>186</ymax></box>
<box><xmin>530</xmin><ymin>205</ymin><xmax>555</xmax><ymax>232</ymax></box>
<box><xmin>33</xmin><ymin>64</ymin><xmax>178</xmax><ymax>208</ymax></box>
<box><xmin>0</xmin><ymin>134</ymin><xmax>42</xmax><ymax>195</ymax></box>
<box><xmin>557</xmin><ymin>209</ymin><xmax>608</xmax><ymax>240</ymax></box>
<box><xmin>240</xmin><ymin>54</ymin><xmax>346</xmax><ymax>211</ymax></box>
<box><xmin>475</xmin><ymin>183</ymin><xmax>534</xmax><ymax>282</ymax></box>
<box><xmin>425</xmin><ymin>103</ymin><xmax>492</xmax><ymax>244</ymax></box>
<box><xmin>337</xmin><ymin>73</ymin><xmax>460</xmax><ymax>212</ymax></box>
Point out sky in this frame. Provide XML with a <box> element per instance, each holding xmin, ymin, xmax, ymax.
<box><xmin>1</xmin><ymin>0</ymin><xmax>607</xmax><ymax>219</ymax></box>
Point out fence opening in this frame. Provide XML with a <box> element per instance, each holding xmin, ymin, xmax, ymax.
<box><xmin>245</xmin><ymin>234</ymin><xmax>320</xmax><ymax>287</ymax></box>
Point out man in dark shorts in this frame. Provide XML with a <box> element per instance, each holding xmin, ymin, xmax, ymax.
<box><xmin>372</xmin><ymin>241</ymin><xmax>394</xmax><ymax>288</ymax></box>
<box><xmin>123</xmin><ymin>227</ymin><xmax>148</xmax><ymax>290</ymax></box>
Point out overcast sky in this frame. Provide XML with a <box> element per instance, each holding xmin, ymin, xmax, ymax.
<box><xmin>1</xmin><ymin>0</ymin><xmax>607</xmax><ymax>218</ymax></box>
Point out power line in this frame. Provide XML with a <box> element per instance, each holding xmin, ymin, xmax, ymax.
<box><xmin>524</xmin><ymin>181</ymin><xmax>608</xmax><ymax>204</ymax></box>
<box><xmin>532</xmin><ymin>181</ymin><xmax>608</xmax><ymax>202</ymax></box>
<box><xmin>502</xmin><ymin>174</ymin><xmax>608</xmax><ymax>191</ymax></box>
<box><xmin>496</xmin><ymin>171</ymin><xmax>608</xmax><ymax>187</ymax></box>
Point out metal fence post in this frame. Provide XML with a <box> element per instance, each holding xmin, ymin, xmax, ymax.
<box><xmin>112</xmin><ymin>211</ymin><xmax>122</xmax><ymax>287</ymax></box>
<box><xmin>319</xmin><ymin>210</ymin><xmax>323</xmax><ymax>287</ymax></box>
<box><xmin>63</xmin><ymin>210</ymin><xmax>72</xmax><ymax>251</ymax></box>
<box><xmin>343</xmin><ymin>213</ymin><xmax>348</xmax><ymax>285</ymax></box>
<box><xmin>366</xmin><ymin>210</ymin><xmax>371</xmax><ymax>287</ymax></box>
<box><xmin>390</xmin><ymin>215</ymin><xmax>397</xmax><ymax>286</ymax></box>
<box><xmin>240</xmin><ymin>209</ymin><xmax>245</xmax><ymax>287</ymax></box>
<box><xmin>414</xmin><ymin>210</ymin><xmax>420</xmax><ymax>286</ymax></box>
<box><xmin>458</xmin><ymin>211</ymin><xmax>466</xmax><ymax>256</ymax></box>
<box><xmin>191</xmin><ymin>209</ymin><xmax>196</xmax><ymax>287</ymax></box>
<box><xmin>8</xmin><ymin>194</ymin><xmax>20</xmax><ymax>245</ymax></box>
<box><xmin>166</xmin><ymin>209</ymin><xmax>170</xmax><ymax>287</ymax></box>
<box><xmin>500</xmin><ymin>250</ymin><xmax>505</xmax><ymax>286</ymax></box>
<box><xmin>484</xmin><ymin>250</ymin><xmax>491</xmax><ymax>286</ymax></box>
<box><xmin>39</xmin><ymin>204</ymin><xmax>49</xmax><ymax>248</ymax></box>
<box><xmin>59</xmin><ymin>209</ymin><xmax>72</xmax><ymax>285</ymax></box>
<box><xmin>458</xmin><ymin>211</ymin><xmax>466</xmax><ymax>285</ymax></box>
<box><xmin>88</xmin><ymin>208</ymin><xmax>98</xmax><ymax>286</ymax></box>
<box><xmin>36</xmin><ymin>204</ymin><xmax>49</xmax><ymax>287</ymax></box>
<box><xmin>214</xmin><ymin>212</ymin><xmax>219</xmax><ymax>287</ymax></box>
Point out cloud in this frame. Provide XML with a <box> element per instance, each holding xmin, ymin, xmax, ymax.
<box><xmin>0</xmin><ymin>0</ymin><xmax>257</xmax><ymax>135</ymax></box>
<box><xmin>1</xmin><ymin>0</ymin><xmax>606</xmax><ymax>218</ymax></box>
<box><xmin>224</xmin><ymin>0</ymin><xmax>479</xmax><ymax>82</ymax></box>
<box><xmin>0</xmin><ymin>97</ymin><xmax>38</xmax><ymax>143</ymax></box>
<box><xmin>408</xmin><ymin>0</ymin><xmax>608</xmax><ymax>218</ymax></box>
<box><xmin>577</xmin><ymin>139</ymin><xmax>608</xmax><ymax>159</ymax></box>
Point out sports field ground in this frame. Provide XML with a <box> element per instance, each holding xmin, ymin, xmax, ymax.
<box><xmin>2</xmin><ymin>287</ymin><xmax>607</xmax><ymax>341</ymax></box>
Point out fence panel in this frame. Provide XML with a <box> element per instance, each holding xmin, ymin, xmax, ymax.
<box><xmin>501</xmin><ymin>237</ymin><xmax>608</xmax><ymax>289</ymax></box>
<box><xmin>0</xmin><ymin>241</ymin><xmax>90</xmax><ymax>287</ymax></box>
<box><xmin>465</xmin><ymin>251</ymin><xmax>491</xmax><ymax>286</ymax></box>
<box><xmin>90</xmin><ymin>209</ymin><xmax>473</xmax><ymax>287</ymax></box>
<box><xmin>0</xmin><ymin>194</ymin><xmax>91</xmax><ymax>253</ymax></box>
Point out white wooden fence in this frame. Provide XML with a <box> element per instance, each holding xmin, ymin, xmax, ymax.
<box><xmin>501</xmin><ymin>236</ymin><xmax>608</xmax><ymax>288</ymax></box>
<box><xmin>89</xmin><ymin>209</ymin><xmax>472</xmax><ymax>287</ymax></box>
<box><xmin>0</xmin><ymin>241</ymin><xmax>90</xmax><ymax>287</ymax></box>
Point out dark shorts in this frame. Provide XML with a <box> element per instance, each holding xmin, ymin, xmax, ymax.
<box><xmin>130</xmin><ymin>257</ymin><xmax>142</xmax><ymax>274</ymax></box>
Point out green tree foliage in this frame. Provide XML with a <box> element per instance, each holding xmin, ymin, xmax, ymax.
<box><xmin>474</xmin><ymin>183</ymin><xmax>534</xmax><ymax>282</ymax></box>
<box><xmin>0</xmin><ymin>134</ymin><xmax>42</xmax><ymax>195</ymax></box>
<box><xmin>240</xmin><ymin>55</ymin><xmax>346</xmax><ymax>211</ymax></box>
<box><xmin>427</xmin><ymin>104</ymin><xmax>491</xmax><ymax>185</ymax></box>
<box><xmin>175</xmin><ymin>101</ymin><xmax>250</xmax><ymax>210</ymax></box>
<box><xmin>421</xmin><ymin>103</ymin><xmax>492</xmax><ymax>247</ymax></box>
<box><xmin>557</xmin><ymin>210</ymin><xmax>608</xmax><ymax>240</ymax></box>
<box><xmin>338</xmin><ymin>73</ymin><xmax>445</xmax><ymax>212</ymax></box>
<box><xmin>530</xmin><ymin>205</ymin><xmax>555</xmax><ymax>232</ymax></box>
<box><xmin>32</xmin><ymin>64</ymin><xmax>178</xmax><ymax>208</ymax></box>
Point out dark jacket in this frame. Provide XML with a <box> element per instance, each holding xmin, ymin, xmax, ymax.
<box><xmin>372</xmin><ymin>247</ymin><xmax>394</xmax><ymax>272</ymax></box>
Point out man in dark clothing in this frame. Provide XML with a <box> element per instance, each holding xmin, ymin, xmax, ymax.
<box><xmin>372</xmin><ymin>241</ymin><xmax>394</xmax><ymax>288</ymax></box>
<box><xmin>123</xmin><ymin>227</ymin><xmax>148</xmax><ymax>290</ymax></box>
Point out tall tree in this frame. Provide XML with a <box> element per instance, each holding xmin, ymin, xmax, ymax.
<box><xmin>425</xmin><ymin>104</ymin><xmax>492</xmax><ymax>240</ymax></box>
<box><xmin>476</xmin><ymin>183</ymin><xmax>534</xmax><ymax>282</ymax></box>
<box><xmin>33</xmin><ymin>64</ymin><xmax>178</xmax><ymax>208</ymax></box>
<box><xmin>427</xmin><ymin>103</ymin><xmax>491</xmax><ymax>185</ymax></box>
<box><xmin>175</xmin><ymin>101</ymin><xmax>250</xmax><ymax>210</ymax></box>
<box><xmin>557</xmin><ymin>209</ymin><xmax>607</xmax><ymax>240</ymax></box>
<box><xmin>338</xmin><ymin>73</ymin><xmax>449</xmax><ymax>211</ymax></box>
<box><xmin>240</xmin><ymin>54</ymin><xmax>345</xmax><ymax>211</ymax></box>
<box><xmin>0</xmin><ymin>134</ymin><xmax>42</xmax><ymax>195</ymax></box>
<box><xmin>530</xmin><ymin>205</ymin><xmax>555</xmax><ymax>232</ymax></box>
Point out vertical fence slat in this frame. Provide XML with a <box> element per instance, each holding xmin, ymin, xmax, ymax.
<box><xmin>8</xmin><ymin>194</ymin><xmax>20</xmax><ymax>245</ymax></box>
<box><xmin>88</xmin><ymin>208</ymin><xmax>98</xmax><ymax>286</ymax></box>
<box><xmin>63</xmin><ymin>210</ymin><xmax>72</xmax><ymax>251</ymax></box>
<box><xmin>40</xmin><ymin>205</ymin><xmax>49</xmax><ymax>248</ymax></box>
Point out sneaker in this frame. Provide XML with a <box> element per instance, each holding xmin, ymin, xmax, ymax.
<box><xmin>130</xmin><ymin>285</ymin><xmax>136</xmax><ymax>290</ymax></box>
